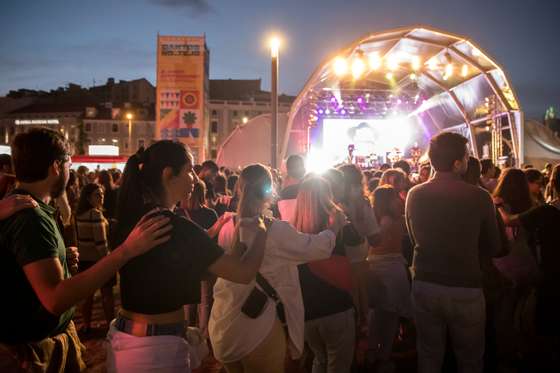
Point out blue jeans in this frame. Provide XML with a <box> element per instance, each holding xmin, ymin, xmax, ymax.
<box><xmin>412</xmin><ymin>280</ymin><xmax>485</xmax><ymax>373</ymax></box>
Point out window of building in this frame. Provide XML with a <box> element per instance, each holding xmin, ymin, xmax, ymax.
<box><xmin>212</xmin><ymin>110</ymin><xmax>218</xmax><ymax>117</ymax></box>
<box><xmin>232</xmin><ymin>110</ymin><xmax>238</xmax><ymax>117</ymax></box>
<box><xmin>112</xmin><ymin>123</ymin><xmax>119</xmax><ymax>132</ymax></box>
<box><xmin>85</xmin><ymin>122</ymin><xmax>92</xmax><ymax>132</ymax></box>
<box><xmin>211</xmin><ymin>121</ymin><xmax>218</xmax><ymax>133</ymax></box>
<box><xmin>211</xmin><ymin>149</ymin><xmax>217</xmax><ymax>159</ymax></box>
<box><xmin>138</xmin><ymin>139</ymin><xmax>145</xmax><ymax>149</ymax></box>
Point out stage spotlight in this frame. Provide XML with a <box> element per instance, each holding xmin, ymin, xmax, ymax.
<box><xmin>333</xmin><ymin>57</ymin><xmax>348</xmax><ymax>76</ymax></box>
<box><xmin>427</xmin><ymin>58</ymin><xmax>438</xmax><ymax>70</ymax></box>
<box><xmin>445</xmin><ymin>63</ymin><xmax>454</xmax><ymax>79</ymax></box>
<box><xmin>306</xmin><ymin>147</ymin><xmax>331</xmax><ymax>174</ymax></box>
<box><xmin>410</xmin><ymin>73</ymin><xmax>417</xmax><ymax>81</ymax></box>
<box><xmin>387</xmin><ymin>55</ymin><xmax>399</xmax><ymax>71</ymax></box>
<box><xmin>368</xmin><ymin>51</ymin><xmax>382</xmax><ymax>70</ymax></box>
<box><xmin>385</xmin><ymin>72</ymin><xmax>394</xmax><ymax>80</ymax></box>
<box><xmin>351</xmin><ymin>57</ymin><xmax>366</xmax><ymax>79</ymax></box>
<box><xmin>411</xmin><ymin>56</ymin><xmax>421</xmax><ymax>71</ymax></box>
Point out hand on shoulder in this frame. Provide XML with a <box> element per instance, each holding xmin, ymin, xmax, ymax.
<box><xmin>0</xmin><ymin>194</ymin><xmax>38</xmax><ymax>220</ymax></box>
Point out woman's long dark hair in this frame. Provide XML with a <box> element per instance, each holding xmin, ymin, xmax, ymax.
<box><xmin>463</xmin><ymin>156</ymin><xmax>481</xmax><ymax>186</ymax></box>
<box><xmin>337</xmin><ymin>164</ymin><xmax>365</xmax><ymax>204</ymax></box>
<box><xmin>115</xmin><ymin>141</ymin><xmax>191</xmax><ymax>243</ymax></box>
<box><xmin>76</xmin><ymin>183</ymin><xmax>103</xmax><ymax>215</ymax></box>
<box><xmin>493</xmin><ymin>168</ymin><xmax>533</xmax><ymax>214</ymax></box>
<box><xmin>187</xmin><ymin>180</ymin><xmax>207</xmax><ymax>210</ymax></box>
<box><xmin>372</xmin><ymin>185</ymin><xmax>400</xmax><ymax>221</ymax></box>
<box><xmin>98</xmin><ymin>170</ymin><xmax>115</xmax><ymax>192</ymax></box>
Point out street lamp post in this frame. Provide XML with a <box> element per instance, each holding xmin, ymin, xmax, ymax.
<box><xmin>126</xmin><ymin>112</ymin><xmax>133</xmax><ymax>155</ymax></box>
<box><xmin>270</xmin><ymin>37</ymin><xmax>280</xmax><ymax>169</ymax></box>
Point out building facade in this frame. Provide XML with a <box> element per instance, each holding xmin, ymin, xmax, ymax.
<box><xmin>207</xmin><ymin>79</ymin><xmax>294</xmax><ymax>159</ymax></box>
<box><xmin>1</xmin><ymin>78</ymin><xmax>294</xmax><ymax>160</ymax></box>
<box><xmin>82</xmin><ymin>105</ymin><xmax>155</xmax><ymax>156</ymax></box>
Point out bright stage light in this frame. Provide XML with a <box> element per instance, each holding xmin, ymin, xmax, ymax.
<box><xmin>333</xmin><ymin>57</ymin><xmax>348</xmax><ymax>76</ymax></box>
<box><xmin>305</xmin><ymin>147</ymin><xmax>332</xmax><ymax>174</ymax></box>
<box><xmin>351</xmin><ymin>57</ymin><xmax>366</xmax><ymax>79</ymax></box>
<box><xmin>461</xmin><ymin>64</ymin><xmax>469</xmax><ymax>77</ymax></box>
<box><xmin>445</xmin><ymin>63</ymin><xmax>454</xmax><ymax>78</ymax></box>
<box><xmin>368</xmin><ymin>51</ymin><xmax>382</xmax><ymax>70</ymax></box>
<box><xmin>410</xmin><ymin>73</ymin><xmax>417</xmax><ymax>81</ymax></box>
<box><xmin>427</xmin><ymin>58</ymin><xmax>438</xmax><ymax>70</ymax></box>
<box><xmin>411</xmin><ymin>55</ymin><xmax>421</xmax><ymax>71</ymax></box>
<box><xmin>386</xmin><ymin>55</ymin><xmax>399</xmax><ymax>71</ymax></box>
<box><xmin>385</xmin><ymin>72</ymin><xmax>394</xmax><ymax>80</ymax></box>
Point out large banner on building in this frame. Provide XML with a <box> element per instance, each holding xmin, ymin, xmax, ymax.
<box><xmin>156</xmin><ymin>35</ymin><xmax>208</xmax><ymax>160</ymax></box>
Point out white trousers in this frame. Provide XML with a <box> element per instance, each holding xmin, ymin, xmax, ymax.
<box><xmin>106</xmin><ymin>321</ymin><xmax>191</xmax><ymax>373</ymax></box>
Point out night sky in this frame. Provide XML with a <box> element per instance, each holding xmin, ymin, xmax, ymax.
<box><xmin>1</xmin><ymin>0</ymin><xmax>559</xmax><ymax>118</ymax></box>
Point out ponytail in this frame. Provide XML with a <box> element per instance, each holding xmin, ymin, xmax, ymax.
<box><xmin>114</xmin><ymin>141</ymin><xmax>190</xmax><ymax>246</ymax></box>
<box><xmin>115</xmin><ymin>149</ymin><xmax>146</xmax><ymax>244</ymax></box>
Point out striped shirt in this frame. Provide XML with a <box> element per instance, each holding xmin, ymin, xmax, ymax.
<box><xmin>76</xmin><ymin>208</ymin><xmax>109</xmax><ymax>262</ymax></box>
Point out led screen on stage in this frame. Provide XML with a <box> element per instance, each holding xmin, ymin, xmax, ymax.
<box><xmin>321</xmin><ymin>118</ymin><xmax>412</xmax><ymax>164</ymax></box>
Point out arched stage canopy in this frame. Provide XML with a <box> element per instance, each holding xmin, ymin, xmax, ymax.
<box><xmin>283</xmin><ymin>26</ymin><xmax>523</xmax><ymax>167</ymax></box>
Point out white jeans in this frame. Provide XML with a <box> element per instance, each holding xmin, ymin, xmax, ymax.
<box><xmin>106</xmin><ymin>321</ymin><xmax>191</xmax><ymax>373</ymax></box>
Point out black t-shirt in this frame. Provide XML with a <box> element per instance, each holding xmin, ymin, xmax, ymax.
<box><xmin>0</xmin><ymin>189</ymin><xmax>74</xmax><ymax>344</ymax></box>
<box><xmin>279</xmin><ymin>184</ymin><xmax>300</xmax><ymax>200</ymax></box>
<box><xmin>188</xmin><ymin>206</ymin><xmax>218</xmax><ymax>230</ymax></box>
<box><xmin>519</xmin><ymin>204</ymin><xmax>560</xmax><ymax>283</ymax></box>
<box><xmin>298</xmin><ymin>233</ymin><xmax>354</xmax><ymax>321</ymax></box>
<box><xmin>117</xmin><ymin>209</ymin><xmax>224</xmax><ymax>314</ymax></box>
<box><xmin>519</xmin><ymin>204</ymin><xmax>560</xmax><ymax>336</ymax></box>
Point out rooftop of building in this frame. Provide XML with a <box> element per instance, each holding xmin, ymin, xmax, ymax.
<box><xmin>209</xmin><ymin>79</ymin><xmax>295</xmax><ymax>103</ymax></box>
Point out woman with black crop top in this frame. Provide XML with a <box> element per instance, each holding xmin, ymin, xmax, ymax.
<box><xmin>106</xmin><ymin>141</ymin><xmax>268</xmax><ymax>373</ymax></box>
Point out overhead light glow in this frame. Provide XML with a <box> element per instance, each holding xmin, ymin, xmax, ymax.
<box><xmin>386</xmin><ymin>55</ymin><xmax>399</xmax><ymax>71</ymax></box>
<box><xmin>368</xmin><ymin>51</ymin><xmax>382</xmax><ymax>70</ymax></box>
<box><xmin>333</xmin><ymin>57</ymin><xmax>348</xmax><ymax>76</ymax></box>
<box><xmin>427</xmin><ymin>58</ymin><xmax>438</xmax><ymax>70</ymax></box>
<box><xmin>270</xmin><ymin>37</ymin><xmax>280</xmax><ymax>58</ymax></box>
<box><xmin>351</xmin><ymin>57</ymin><xmax>366</xmax><ymax>79</ymax></box>
<box><xmin>411</xmin><ymin>56</ymin><xmax>421</xmax><ymax>71</ymax></box>
<box><xmin>305</xmin><ymin>147</ymin><xmax>331</xmax><ymax>174</ymax></box>
<box><xmin>461</xmin><ymin>64</ymin><xmax>469</xmax><ymax>77</ymax></box>
<box><xmin>385</xmin><ymin>72</ymin><xmax>394</xmax><ymax>80</ymax></box>
<box><xmin>410</xmin><ymin>73</ymin><xmax>417</xmax><ymax>81</ymax></box>
<box><xmin>445</xmin><ymin>63</ymin><xmax>454</xmax><ymax>78</ymax></box>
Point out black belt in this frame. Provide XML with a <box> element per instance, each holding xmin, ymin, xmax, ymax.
<box><xmin>114</xmin><ymin>316</ymin><xmax>185</xmax><ymax>338</ymax></box>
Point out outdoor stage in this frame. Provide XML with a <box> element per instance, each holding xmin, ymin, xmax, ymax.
<box><xmin>283</xmin><ymin>26</ymin><xmax>524</xmax><ymax>171</ymax></box>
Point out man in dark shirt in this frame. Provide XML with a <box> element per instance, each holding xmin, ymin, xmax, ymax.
<box><xmin>0</xmin><ymin>129</ymin><xmax>171</xmax><ymax>371</ymax></box>
<box><xmin>406</xmin><ymin>132</ymin><xmax>500</xmax><ymax>373</ymax></box>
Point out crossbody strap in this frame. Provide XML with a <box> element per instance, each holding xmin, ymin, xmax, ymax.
<box><xmin>256</xmin><ymin>272</ymin><xmax>287</xmax><ymax>330</ymax></box>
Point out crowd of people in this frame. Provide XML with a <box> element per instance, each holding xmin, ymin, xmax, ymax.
<box><xmin>0</xmin><ymin>127</ymin><xmax>558</xmax><ymax>373</ymax></box>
